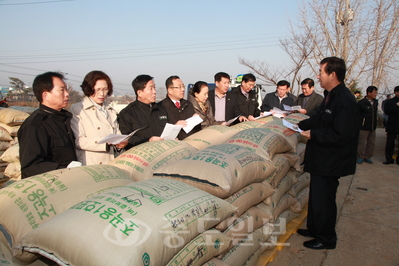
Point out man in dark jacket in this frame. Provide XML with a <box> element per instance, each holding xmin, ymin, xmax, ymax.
<box><xmin>295</xmin><ymin>78</ymin><xmax>324</xmax><ymax>117</ymax></box>
<box><xmin>296</xmin><ymin>57</ymin><xmax>359</xmax><ymax>250</ymax></box>
<box><xmin>208</xmin><ymin>72</ymin><xmax>247</xmax><ymax>124</ymax></box>
<box><xmin>160</xmin><ymin>75</ymin><xmax>200</xmax><ymax>140</ymax></box>
<box><xmin>383</xmin><ymin>86</ymin><xmax>399</xmax><ymax>164</ymax></box>
<box><xmin>231</xmin><ymin>73</ymin><xmax>261</xmax><ymax>121</ymax></box>
<box><xmin>261</xmin><ymin>80</ymin><xmax>295</xmax><ymax>112</ymax></box>
<box><xmin>357</xmin><ymin>86</ymin><xmax>378</xmax><ymax>164</ymax></box>
<box><xmin>18</xmin><ymin>72</ymin><xmax>78</xmax><ymax>178</ymax></box>
<box><xmin>118</xmin><ymin>75</ymin><xmax>168</xmax><ymax>149</ymax></box>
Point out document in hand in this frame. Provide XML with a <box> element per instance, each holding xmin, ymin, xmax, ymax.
<box><xmin>255</xmin><ymin>112</ymin><xmax>273</xmax><ymax>119</ymax></box>
<box><xmin>183</xmin><ymin>115</ymin><xmax>203</xmax><ymax>133</ymax></box>
<box><xmin>283</xmin><ymin>104</ymin><xmax>301</xmax><ymax>111</ymax></box>
<box><xmin>225</xmin><ymin>115</ymin><xmax>239</xmax><ymax>126</ymax></box>
<box><xmin>282</xmin><ymin>119</ymin><xmax>303</xmax><ymax>133</ymax></box>
<box><xmin>97</xmin><ymin>127</ymin><xmax>145</xmax><ymax>145</ymax></box>
<box><xmin>160</xmin><ymin>123</ymin><xmax>182</xmax><ymax>140</ymax></box>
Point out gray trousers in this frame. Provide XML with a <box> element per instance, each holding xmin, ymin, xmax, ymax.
<box><xmin>357</xmin><ymin>130</ymin><xmax>376</xmax><ymax>160</ymax></box>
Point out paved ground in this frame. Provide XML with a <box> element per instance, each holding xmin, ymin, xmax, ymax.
<box><xmin>267</xmin><ymin>128</ymin><xmax>399</xmax><ymax>266</ymax></box>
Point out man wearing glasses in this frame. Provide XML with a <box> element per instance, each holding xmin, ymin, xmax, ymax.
<box><xmin>160</xmin><ymin>75</ymin><xmax>200</xmax><ymax>140</ymax></box>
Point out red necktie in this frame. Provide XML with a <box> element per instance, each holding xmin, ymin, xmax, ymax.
<box><xmin>175</xmin><ymin>101</ymin><xmax>180</xmax><ymax>109</ymax></box>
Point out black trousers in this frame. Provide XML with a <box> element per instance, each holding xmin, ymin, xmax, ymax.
<box><xmin>385</xmin><ymin>132</ymin><xmax>399</xmax><ymax>162</ymax></box>
<box><xmin>307</xmin><ymin>174</ymin><xmax>340</xmax><ymax>246</ymax></box>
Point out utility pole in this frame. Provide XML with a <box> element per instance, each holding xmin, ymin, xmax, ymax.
<box><xmin>336</xmin><ymin>0</ymin><xmax>354</xmax><ymax>63</ymax></box>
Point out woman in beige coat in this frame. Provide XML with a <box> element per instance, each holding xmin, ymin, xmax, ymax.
<box><xmin>70</xmin><ymin>71</ymin><xmax>127</xmax><ymax>165</ymax></box>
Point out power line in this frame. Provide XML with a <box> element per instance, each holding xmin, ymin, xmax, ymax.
<box><xmin>0</xmin><ymin>0</ymin><xmax>73</xmax><ymax>6</ymax></box>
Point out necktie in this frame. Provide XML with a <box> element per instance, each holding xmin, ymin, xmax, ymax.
<box><xmin>175</xmin><ymin>101</ymin><xmax>180</xmax><ymax>109</ymax></box>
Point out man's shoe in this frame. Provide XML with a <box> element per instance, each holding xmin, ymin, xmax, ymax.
<box><xmin>297</xmin><ymin>229</ymin><xmax>315</xmax><ymax>238</ymax></box>
<box><xmin>303</xmin><ymin>239</ymin><xmax>336</xmax><ymax>250</ymax></box>
<box><xmin>383</xmin><ymin>160</ymin><xmax>394</xmax><ymax>164</ymax></box>
<box><xmin>357</xmin><ymin>159</ymin><xmax>363</xmax><ymax>164</ymax></box>
<box><xmin>363</xmin><ymin>159</ymin><xmax>373</xmax><ymax>164</ymax></box>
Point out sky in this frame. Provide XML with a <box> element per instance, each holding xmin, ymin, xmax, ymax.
<box><xmin>0</xmin><ymin>0</ymin><xmax>302</xmax><ymax>96</ymax></box>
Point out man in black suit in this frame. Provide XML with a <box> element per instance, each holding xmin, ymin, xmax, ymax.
<box><xmin>383</xmin><ymin>86</ymin><xmax>399</xmax><ymax>164</ymax></box>
<box><xmin>208</xmin><ymin>72</ymin><xmax>247</xmax><ymax>124</ymax></box>
<box><xmin>295</xmin><ymin>78</ymin><xmax>324</xmax><ymax>117</ymax></box>
<box><xmin>295</xmin><ymin>57</ymin><xmax>359</xmax><ymax>250</ymax></box>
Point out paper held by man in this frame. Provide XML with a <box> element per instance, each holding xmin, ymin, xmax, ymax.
<box><xmin>97</xmin><ymin>127</ymin><xmax>145</xmax><ymax>145</ymax></box>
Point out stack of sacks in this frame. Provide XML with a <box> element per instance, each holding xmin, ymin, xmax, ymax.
<box><xmin>107</xmin><ymin>139</ymin><xmax>198</xmax><ymax>181</ymax></box>
<box><xmin>283</xmin><ymin>113</ymin><xmax>309</xmax><ymax>144</ymax></box>
<box><xmin>0</xmin><ymin>126</ymin><xmax>14</xmax><ymax>184</ymax></box>
<box><xmin>16</xmin><ymin>178</ymin><xmax>237</xmax><ymax>266</ymax></box>
<box><xmin>288</xmin><ymin>172</ymin><xmax>311</xmax><ymax>214</ymax></box>
<box><xmin>0</xmin><ymin>143</ymin><xmax>21</xmax><ymax>181</ymax></box>
<box><xmin>0</xmin><ymin>165</ymin><xmax>133</xmax><ymax>264</ymax></box>
<box><xmin>0</xmin><ymin>108</ymin><xmax>29</xmax><ymax>142</ymax></box>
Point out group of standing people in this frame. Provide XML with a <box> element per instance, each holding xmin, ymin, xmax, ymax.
<box><xmin>16</xmin><ymin>56</ymin><xmax>397</xmax><ymax>252</ymax></box>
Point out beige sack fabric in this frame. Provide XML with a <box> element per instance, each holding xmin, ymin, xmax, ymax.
<box><xmin>215</xmin><ymin>182</ymin><xmax>274</xmax><ymax>231</ymax></box>
<box><xmin>0</xmin><ymin>109</ymin><xmax>29</xmax><ymax>126</ymax></box>
<box><xmin>201</xmin><ymin>258</ymin><xmax>230</xmax><ymax>266</ymax></box>
<box><xmin>0</xmin><ymin>123</ymin><xmax>20</xmax><ymax>137</ymax></box>
<box><xmin>230</xmin><ymin>121</ymin><xmax>262</xmax><ymax>131</ymax></box>
<box><xmin>225</xmin><ymin>128</ymin><xmax>292</xmax><ymax>161</ymax></box>
<box><xmin>257</xmin><ymin>193</ymin><xmax>298</xmax><ymax>222</ymax></box>
<box><xmin>263</xmin><ymin>153</ymin><xmax>299</xmax><ymax>188</ymax></box>
<box><xmin>154</xmin><ymin>144</ymin><xmax>276</xmax><ymax>198</ymax></box>
<box><xmin>0</xmin><ymin>165</ymin><xmax>132</xmax><ymax>262</ymax></box>
<box><xmin>4</xmin><ymin>161</ymin><xmax>21</xmax><ymax>179</ymax></box>
<box><xmin>0</xmin><ymin>126</ymin><xmax>13</xmax><ymax>141</ymax></box>
<box><xmin>108</xmin><ymin>139</ymin><xmax>197</xmax><ymax>181</ymax></box>
<box><xmin>261</xmin><ymin>120</ymin><xmax>300</xmax><ymax>152</ymax></box>
<box><xmin>166</xmin><ymin>230</ymin><xmax>231</xmax><ymax>266</ymax></box>
<box><xmin>288</xmin><ymin>172</ymin><xmax>310</xmax><ymax>197</ymax></box>
<box><xmin>17</xmin><ymin>178</ymin><xmax>236</xmax><ymax>266</ymax></box>
<box><xmin>183</xmin><ymin>125</ymin><xmax>240</xmax><ymax>150</ymax></box>
<box><xmin>0</xmin><ymin>141</ymin><xmax>11</xmax><ymax>151</ymax></box>
<box><xmin>1</xmin><ymin>144</ymin><xmax>19</xmax><ymax>163</ymax></box>
<box><xmin>263</xmin><ymin>173</ymin><xmax>298</xmax><ymax>206</ymax></box>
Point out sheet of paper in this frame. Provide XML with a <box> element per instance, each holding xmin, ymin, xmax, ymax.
<box><xmin>183</xmin><ymin>115</ymin><xmax>203</xmax><ymax>133</ymax></box>
<box><xmin>97</xmin><ymin>127</ymin><xmax>145</xmax><ymax>145</ymax></box>
<box><xmin>225</xmin><ymin>115</ymin><xmax>239</xmax><ymax>126</ymax></box>
<box><xmin>273</xmin><ymin>107</ymin><xmax>290</xmax><ymax>114</ymax></box>
<box><xmin>160</xmin><ymin>123</ymin><xmax>182</xmax><ymax>140</ymax></box>
<box><xmin>255</xmin><ymin>112</ymin><xmax>273</xmax><ymax>120</ymax></box>
<box><xmin>283</xmin><ymin>104</ymin><xmax>302</xmax><ymax>111</ymax></box>
<box><xmin>282</xmin><ymin>119</ymin><xmax>303</xmax><ymax>133</ymax></box>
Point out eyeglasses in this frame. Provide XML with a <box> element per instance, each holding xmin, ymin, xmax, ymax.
<box><xmin>170</xmin><ymin>84</ymin><xmax>185</xmax><ymax>90</ymax></box>
<box><xmin>94</xmin><ymin>88</ymin><xmax>109</xmax><ymax>93</ymax></box>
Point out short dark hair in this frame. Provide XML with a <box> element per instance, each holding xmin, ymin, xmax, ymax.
<box><xmin>277</xmin><ymin>80</ymin><xmax>290</xmax><ymax>88</ymax></box>
<box><xmin>214</xmin><ymin>72</ymin><xmax>230</xmax><ymax>82</ymax></box>
<box><xmin>242</xmin><ymin>73</ymin><xmax>256</xmax><ymax>83</ymax></box>
<box><xmin>320</xmin><ymin>57</ymin><xmax>346</xmax><ymax>82</ymax></box>
<box><xmin>190</xmin><ymin>81</ymin><xmax>208</xmax><ymax>96</ymax></box>
<box><xmin>394</xmin><ymin>86</ymin><xmax>399</xmax><ymax>93</ymax></box>
<box><xmin>32</xmin><ymin>71</ymin><xmax>65</xmax><ymax>103</ymax></box>
<box><xmin>366</xmin><ymin>86</ymin><xmax>378</xmax><ymax>94</ymax></box>
<box><xmin>301</xmin><ymin>78</ymin><xmax>314</xmax><ymax>88</ymax></box>
<box><xmin>354</xmin><ymin>90</ymin><xmax>361</xmax><ymax>94</ymax></box>
<box><xmin>132</xmin><ymin>75</ymin><xmax>153</xmax><ymax>96</ymax></box>
<box><xmin>80</xmin><ymin>70</ymin><xmax>113</xmax><ymax>97</ymax></box>
<box><xmin>165</xmin><ymin>75</ymin><xmax>180</xmax><ymax>89</ymax></box>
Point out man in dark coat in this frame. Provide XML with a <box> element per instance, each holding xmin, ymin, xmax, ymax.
<box><xmin>18</xmin><ymin>72</ymin><xmax>77</xmax><ymax>178</ymax></box>
<box><xmin>295</xmin><ymin>78</ymin><xmax>324</xmax><ymax>117</ymax></box>
<box><xmin>160</xmin><ymin>75</ymin><xmax>200</xmax><ymax>140</ymax></box>
<box><xmin>118</xmin><ymin>75</ymin><xmax>168</xmax><ymax>149</ymax></box>
<box><xmin>295</xmin><ymin>57</ymin><xmax>359</xmax><ymax>250</ymax></box>
<box><xmin>383</xmin><ymin>86</ymin><xmax>399</xmax><ymax>164</ymax></box>
<box><xmin>231</xmin><ymin>73</ymin><xmax>261</xmax><ymax>121</ymax></box>
<box><xmin>357</xmin><ymin>86</ymin><xmax>378</xmax><ymax>164</ymax></box>
<box><xmin>261</xmin><ymin>80</ymin><xmax>295</xmax><ymax>112</ymax></box>
<box><xmin>208</xmin><ymin>72</ymin><xmax>247</xmax><ymax>124</ymax></box>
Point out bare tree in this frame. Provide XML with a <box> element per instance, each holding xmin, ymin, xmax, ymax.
<box><xmin>240</xmin><ymin>0</ymin><xmax>399</xmax><ymax>95</ymax></box>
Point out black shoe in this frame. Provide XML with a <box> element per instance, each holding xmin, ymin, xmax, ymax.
<box><xmin>297</xmin><ymin>229</ymin><xmax>315</xmax><ymax>238</ymax></box>
<box><xmin>383</xmin><ymin>160</ymin><xmax>394</xmax><ymax>164</ymax></box>
<box><xmin>303</xmin><ymin>239</ymin><xmax>336</xmax><ymax>250</ymax></box>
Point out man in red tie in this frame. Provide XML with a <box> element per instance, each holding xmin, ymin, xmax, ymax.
<box><xmin>160</xmin><ymin>75</ymin><xmax>200</xmax><ymax>140</ymax></box>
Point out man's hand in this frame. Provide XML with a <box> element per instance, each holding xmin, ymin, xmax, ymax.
<box><xmin>248</xmin><ymin>115</ymin><xmax>256</xmax><ymax>121</ymax></box>
<box><xmin>300</xmin><ymin>130</ymin><xmax>311</xmax><ymax>140</ymax></box>
<box><xmin>175</xmin><ymin>120</ymin><xmax>188</xmax><ymax>127</ymax></box>
<box><xmin>238</xmin><ymin>116</ymin><xmax>248</xmax><ymax>122</ymax></box>
<box><xmin>298</xmin><ymin>109</ymin><xmax>307</xmax><ymax>114</ymax></box>
<box><xmin>115</xmin><ymin>140</ymin><xmax>128</xmax><ymax>149</ymax></box>
<box><xmin>283</xmin><ymin>128</ymin><xmax>296</xmax><ymax>136</ymax></box>
<box><xmin>149</xmin><ymin>136</ymin><xmax>164</xmax><ymax>142</ymax></box>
